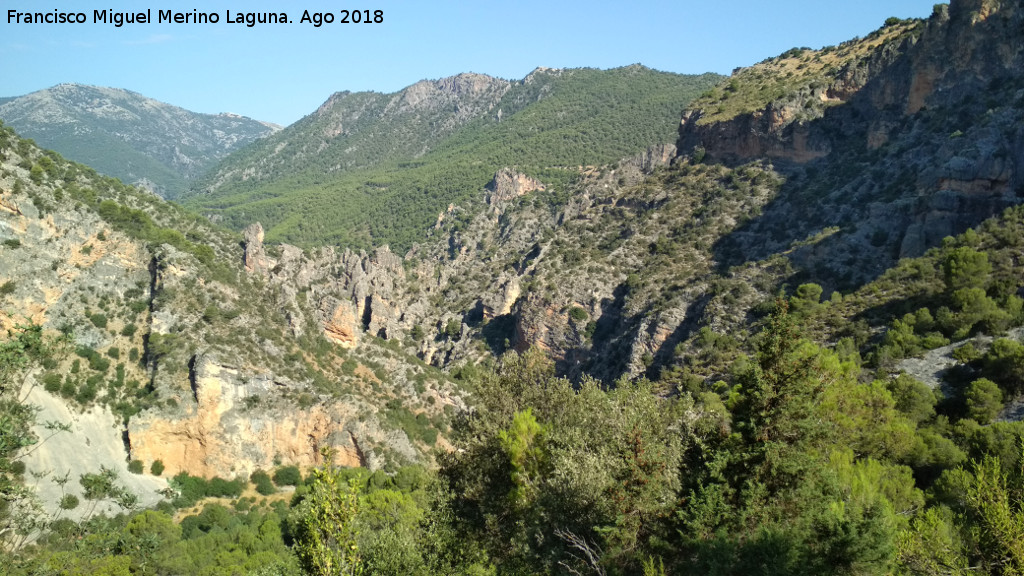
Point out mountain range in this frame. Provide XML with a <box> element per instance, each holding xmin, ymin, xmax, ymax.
<box><xmin>0</xmin><ymin>84</ymin><xmax>279</xmax><ymax>198</ymax></box>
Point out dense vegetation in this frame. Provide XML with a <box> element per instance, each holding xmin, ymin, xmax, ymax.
<box><xmin>185</xmin><ymin>67</ymin><xmax>722</xmax><ymax>251</ymax></box>
<box><xmin>6</xmin><ymin>285</ymin><xmax>1024</xmax><ymax>574</ymax></box>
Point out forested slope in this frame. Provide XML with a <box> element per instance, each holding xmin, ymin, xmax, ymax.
<box><xmin>184</xmin><ymin>66</ymin><xmax>722</xmax><ymax>250</ymax></box>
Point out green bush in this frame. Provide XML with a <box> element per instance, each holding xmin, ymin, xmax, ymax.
<box><xmin>202</xmin><ymin>305</ymin><xmax>220</xmax><ymax>324</ymax></box>
<box><xmin>445</xmin><ymin>318</ymin><xmax>462</xmax><ymax>341</ymax></box>
<box><xmin>0</xmin><ymin>281</ymin><xmax>15</xmax><ymax>296</ymax></box>
<box><xmin>74</xmin><ymin>383</ymin><xmax>97</xmax><ymax>404</ymax></box>
<box><xmin>151</xmin><ymin>460</ymin><xmax>165</xmax><ymax>476</ymax></box>
<box><xmin>953</xmin><ymin>342</ymin><xmax>982</xmax><ymax>363</ymax></box>
<box><xmin>128</xmin><ymin>460</ymin><xmax>144</xmax><ymax>474</ymax></box>
<box><xmin>59</xmin><ymin>380</ymin><xmax>77</xmax><ymax>399</ymax></box>
<box><xmin>170</xmin><ymin>472</ymin><xmax>245</xmax><ymax>508</ymax></box>
<box><xmin>251</xmin><ymin>470</ymin><xmax>276</xmax><ymax>495</ymax></box>
<box><xmin>42</xmin><ymin>372</ymin><xmax>63</xmax><ymax>393</ymax></box>
<box><xmin>59</xmin><ymin>494</ymin><xmax>80</xmax><ymax>510</ymax></box>
<box><xmin>568</xmin><ymin>306</ymin><xmax>588</xmax><ymax>322</ymax></box>
<box><xmin>965</xmin><ymin>378</ymin><xmax>1004</xmax><ymax>424</ymax></box>
<box><xmin>272</xmin><ymin>465</ymin><xmax>302</xmax><ymax>487</ymax></box>
<box><xmin>888</xmin><ymin>373</ymin><xmax>936</xmax><ymax>425</ymax></box>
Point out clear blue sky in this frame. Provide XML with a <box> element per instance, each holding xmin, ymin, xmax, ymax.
<box><xmin>1</xmin><ymin>0</ymin><xmax>941</xmax><ymax>126</ymax></box>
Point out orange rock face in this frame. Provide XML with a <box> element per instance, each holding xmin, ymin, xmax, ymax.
<box><xmin>323</xmin><ymin>299</ymin><xmax>360</xmax><ymax>348</ymax></box>
<box><xmin>128</xmin><ymin>357</ymin><xmax>363</xmax><ymax>478</ymax></box>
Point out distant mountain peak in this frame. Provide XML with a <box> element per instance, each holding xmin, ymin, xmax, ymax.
<box><xmin>0</xmin><ymin>85</ymin><xmax>278</xmax><ymax>198</ymax></box>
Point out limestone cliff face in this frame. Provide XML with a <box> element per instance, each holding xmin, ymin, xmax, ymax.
<box><xmin>678</xmin><ymin>0</ymin><xmax>1024</xmax><ymax>169</ymax></box>
<box><xmin>127</xmin><ymin>354</ymin><xmax>382</xmax><ymax>478</ymax></box>
<box><xmin>0</xmin><ymin>131</ymin><xmax>457</xmax><ymax>507</ymax></box>
<box><xmin>241</xmin><ymin>228</ymin><xmax>421</xmax><ymax>346</ymax></box>
<box><xmin>679</xmin><ymin>0</ymin><xmax>1024</xmax><ymax>287</ymax></box>
<box><xmin>486</xmin><ymin>169</ymin><xmax>546</xmax><ymax>215</ymax></box>
<box><xmin>242</xmin><ymin>222</ymin><xmax>270</xmax><ymax>276</ymax></box>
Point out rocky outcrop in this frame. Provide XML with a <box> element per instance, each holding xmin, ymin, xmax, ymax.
<box><xmin>486</xmin><ymin>169</ymin><xmax>546</xmax><ymax>214</ymax></box>
<box><xmin>127</xmin><ymin>353</ymin><xmax>380</xmax><ymax>478</ymax></box>
<box><xmin>387</xmin><ymin>73</ymin><xmax>511</xmax><ymax>120</ymax></box>
<box><xmin>679</xmin><ymin>0</ymin><xmax>1024</xmax><ymax>168</ymax></box>
<box><xmin>242</xmin><ymin>222</ymin><xmax>270</xmax><ymax>276</ymax></box>
<box><xmin>626</xmin><ymin>144</ymin><xmax>678</xmax><ymax>173</ymax></box>
<box><xmin>239</xmin><ymin>222</ymin><xmax>421</xmax><ymax>347</ymax></box>
<box><xmin>679</xmin><ymin>107</ymin><xmax>831</xmax><ymax>165</ymax></box>
<box><xmin>0</xmin><ymin>192</ymin><xmax>22</xmax><ymax>216</ymax></box>
<box><xmin>321</xmin><ymin>297</ymin><xmax>360</xmax><ymax>348</ymax></box>
<box><xmin>481</xmin><ymin>275</ymin><xmax>521</xmax><ymax>321</ymax></box>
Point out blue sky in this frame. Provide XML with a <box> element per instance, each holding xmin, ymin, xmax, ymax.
<box><xmin>1</xmin><ymin>1</ymin><xmax>940</xmax><ymax>126</ymax></box>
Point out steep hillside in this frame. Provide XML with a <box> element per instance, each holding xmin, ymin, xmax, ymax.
<box><xmin>678</xmin><ymin>0</ymin><xmax>1024</xmax><ymax>289</ymax></box>
<box><xmin>0</xmin><ymin>84</ymin><xmax>279</xmax><ymax>198</ymax></box>
<box><xmin>183</xmin><ymin>66</ymin><xmax>722</xmax><ymax>250</ymax></box>
<box><xmin>0</xmin><ymin>123</ymin><xmax>462</xmax><ymax>526</ymax></box>
<box><xmin>218</xmin><ymin>0</ymin><xmax>1024</xmax><ymax>391</ymax></box>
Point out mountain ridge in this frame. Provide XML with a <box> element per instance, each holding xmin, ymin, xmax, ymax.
<box><xmin>182</xmin><ymin>65</ymin><xmax>723</xmax><ymax>251</ymax></box>
<box><xmin>0</xmin><ymin>83</ymin><xmax>279</xmax><ymax>198</ymax></box>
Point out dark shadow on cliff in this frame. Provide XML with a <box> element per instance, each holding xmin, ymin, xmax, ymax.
<box><xmin>643</xmin><ymin>292</ymin><xmax>714</xmax><ymax>381</ymax></box>
<box><xmin>699</xmin><ymin>24</ymin><xmax>1024</xmax><ymax>296</ymax></box>
<box><xmin>481</xmin><ymin>313</ymin><xmax>516</xmax><ymax>356</ymax></box>
<box><xmin>557</xmin><ymin>283</ymin><xmax>638</xmax><ymax>383</ymax></box>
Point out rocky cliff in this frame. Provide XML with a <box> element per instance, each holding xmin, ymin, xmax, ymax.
<box><xmin>676</xmin><ymin>0</ymin><xmax>1024</xmax><ymax>288</ymax></box>
<box><xmin>271</xmin><ymin>0</ymin><xmax>1024</xmax><ymax>385</ymax></box>
<box><xmin>0</xmin><ymin>126</ymin><xmax>461</xmax><ymax>517</ymax></box>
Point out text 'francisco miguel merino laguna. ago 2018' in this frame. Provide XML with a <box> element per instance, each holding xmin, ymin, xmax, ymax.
<box><xmin>2</xmin><ymin>9</ymin><xmax>370</xmax><ymax>27</ymax></box>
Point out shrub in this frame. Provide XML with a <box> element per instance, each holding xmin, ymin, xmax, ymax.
<box><xmin>151</xmin><ymin>460</ymin><xmax>165</xmax><ymax>476</ymax></box>
<box><xmin>89</xmin><ymin>313</ymin><xmax>107</xmax><ymax>328</ymax></box>
<box><xmin>568</xmin><ymin>306</ymin><xmax>588</xmax><ymax>322</ymax></box>
<box><xmin>89</xmin><ymin>354</ymin><xmax>110</xmax><ymax>373</ymax></box>
<box><xmin>128</xmin><ymin>460</ymin><xmax>144</xmax><ymax>474</ymax></box>
<box><xmin>121</xmin><ymin>324</ymin><xmax>137</xmax><ymax>337</ymax></box>
<box><xmin>59</xmin><ymin>494</ymin><xmax>80</xmax><ymax>510</ymax></box>
<box><xmin>0</xmin><ymin>281</ymin><xmax>15</xmax><ymax>296</ymax></box>
<box><xmin>60</xmin><ymin>380</ymin><xmax>76</xmax><ymax>399</ymax></box>
<box><xmin>445</xmin><ymin>318</ymin><xmax>462</xmax><ymax>341</ymax></box>
<box><xmin>2</xmin><ymin>239</ymin><xmax>20</xmax><ymax>249</ymax></box>
<box><xmin>42</xmin><ymin>372</ymin><xmax>63</xmax><ymax>393</ymax></box>
<box><xmin>887</xmin><ymin>374</ymin><xmax>936</xmax><ymax>425</ymax></box>
<box><xmin>202</xmin><ymin>305</ymin><xmax>220</xmax><ymax>324</ymax></box>
<box><xmin>207</xmin><ymin>477</ymin><xmax>245</xmax><ymax>498</ymax></box>
<box><xmin>965</xmin><ymin>378</ymin><xmax>1004</xmax><ymax>424</ymax></box>
<box><xmin>273</xmin><ymin>465</ymin><xmax>302</xmax><ymax>487</ymax></box>
<box><xmin>251</xmin><ymin>470</ymin><xmax>276</xmax><ymax>495</ymax></box>
<box><xmin>952</xmin><ymin>343</ymin><xmax>981</xmax><ymax>364</ymax></box>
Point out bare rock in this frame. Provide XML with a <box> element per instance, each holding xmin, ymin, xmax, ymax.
<box><xmin>242</xmin><ymin>222</ymin><xmax>269</xmax><ymax>276</ymax></box>
<box><xmin>321</xmin><ymin>297</ymin><xmax>360</xmax><ymax>348</ymax></box>
<box><xmin>486</xmin><ymin>169</ymin><xmax>545</xmax><ymax>213</ymax></box>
